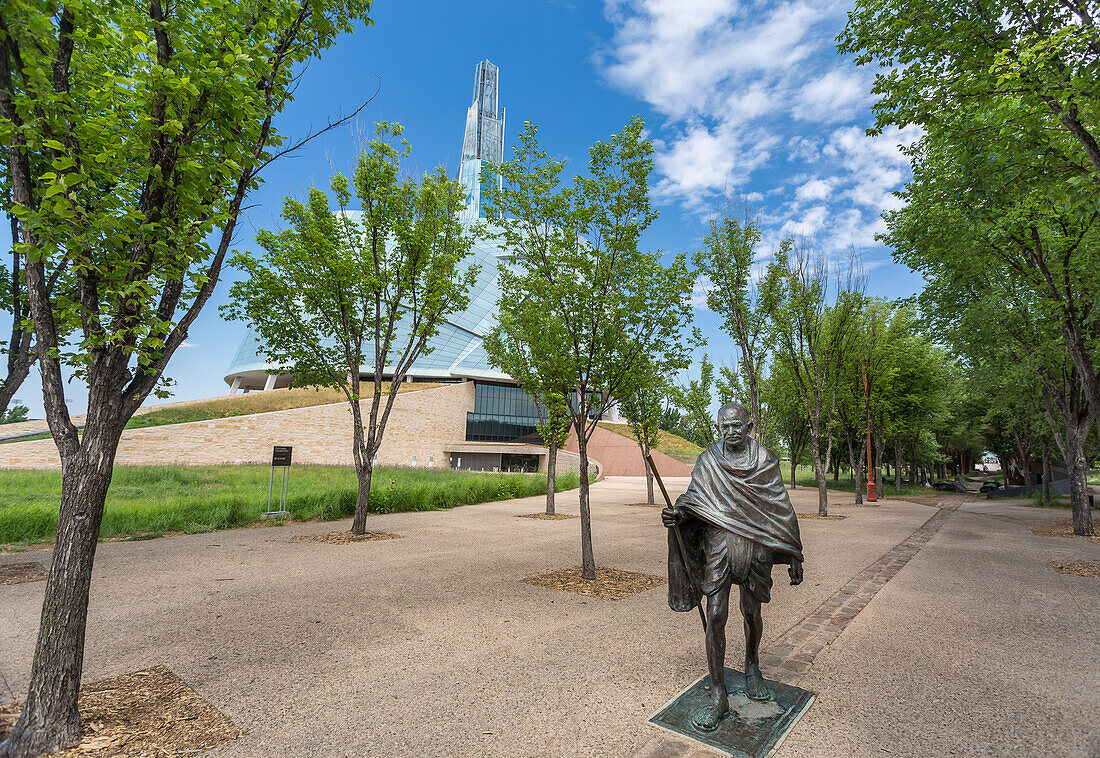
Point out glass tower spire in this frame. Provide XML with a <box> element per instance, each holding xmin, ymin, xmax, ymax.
<box><xmin>458</xmin><ymin>60</ymin><xmax>505</xmax><ymax>222</ymax></box>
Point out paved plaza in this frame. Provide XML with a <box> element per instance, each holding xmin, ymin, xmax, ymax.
<box><xmin>1</xmin><ymin>478</ymin><xmax>1098</xmax><ymax>757</ymax></box>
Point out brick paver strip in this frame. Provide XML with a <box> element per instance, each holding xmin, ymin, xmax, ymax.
<box><xmin>760</xmin><ymin>502</ymin><xmax>958</xmax><ymax>685</ymax></box>
<box><xmin>634</xmin><ymin>500</ymin><xmax>961</xmax><ymax>758</ymax></box>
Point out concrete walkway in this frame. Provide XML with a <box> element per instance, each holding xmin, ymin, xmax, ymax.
<box><xmin>1</xmin><ymin>479</ymin><xmax>1097</xmax><ymax>757</ymax></box>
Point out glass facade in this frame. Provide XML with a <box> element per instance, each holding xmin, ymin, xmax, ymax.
<box><xmin>465</xmin><ymin>382</ymin><xmax>543</xmax><ymax>443</ymax></box>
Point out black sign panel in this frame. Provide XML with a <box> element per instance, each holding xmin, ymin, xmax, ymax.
<box><xmin>271</xmin><ymin>445</ymin><xmax>293</xmax><ymax>466</ymax></box>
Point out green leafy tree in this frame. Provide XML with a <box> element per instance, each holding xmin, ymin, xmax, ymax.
<box><xmin>618</xmin><ymin>358</ymin><xmax>670</xmax><ymax>505</ymax></box>
<box><xmin>0</xmin><ymin>2</ymin><xmax>373</xmax><ymax>754</ymax></box>
<box><xmin>760</xmin><ymin>242</ymin><xmax>862</xmax><ymax>515</ymax></box>
<box><xmin>0</xmin><ymin>212</ymin><xmax>35</xmax><ymax>418</ymax></box>
<box><xmin>483</xmin><ymin>118</ymin><xmax>695</xmax><ymax>580</ymax></box>
<box><xmin>670</xmin><ymin>353</ymin><xmax>717</xmax><ymax>447</ymax></box>
<box><xmin>224</xmin><ymin>125</ymin><xmax>475</xmax><ymax>534</ymax></box>
<box><xmin>533</xmin><ymin>390</ymin><xmax>573</xmax><ymax>515</ymax></box>
<box><xmin>694</xmin><ymin>203</ymin><xmax>769</xmax><ymax>439</ymax></box>
<box><xmin>763</xmin><ymin>359</ymin><xmax>811</xmax><ymax>487</ymax></box>
<box><xmin>843</xmin><ymin>0</ymin><xmax>1100</xmax><ymax>534</ymax></box>
<box><xmin>0</xmin><ymin>402</ymin><xmax>27</xmax><ymax>423</ymax></box>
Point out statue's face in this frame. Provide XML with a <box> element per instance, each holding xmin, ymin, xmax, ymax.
<box><xmin>716</xmin><ymin>409</ymin><xmax>752</xmax><ymax>448</ymax></box>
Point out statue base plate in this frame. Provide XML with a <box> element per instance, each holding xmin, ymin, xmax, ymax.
<box><xmin>649</xmin><ymin>668</ymin><xmax>814</xmax><ymax>757</ymax></box>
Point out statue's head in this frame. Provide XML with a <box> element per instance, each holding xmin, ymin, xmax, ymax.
<box><xmin>716</xmin><ymin>403</ymin><xmax>752</xmax><ymax>449</ymax></box>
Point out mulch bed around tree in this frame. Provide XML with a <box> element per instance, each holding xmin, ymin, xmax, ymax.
<box><xmin>292</xmin><ymin>531</ymin><xmax>400</xmax><ymax>544</ymax></box>
<box><xmin>0</xmin><ymin>562</ymin><xmax>46</xmax><ymax>585</ymax></box>
<box><xmin>0</xmin><ymin>666</ymin><xmax>239</xmax><ymax>756</ymax></box>
<box><xmin>517</xmin><ymin>513</ymin><xmax>578</xmax><ymax>521</ymax></box>
<box><xmin>835</xmin><ymin>502</ymin><xmax>881</xmax><ymax>508</ymax></box>
<box><xmin>1051</xmin><ymin>560</ymin><xmax>1100</xmax><ymax>578</ymax></box>
<box><xmin>523</xmin><ymin>566</ymin><xmax>665</xmax><ymax>601</ymax></box>
<box><xmin>797</xmin><ymin>513</ymin><xmax>848</xmax><ymax>520</ymax></box>
<box><xmin>1031</xmin><ymin>518</ymin><xmax>1100</xmax><ymax>544</ymax></box>
<box><xmin>623</xmin><ymin>502</ymin><xmax>662</xmax><ymax>507</ymax></box>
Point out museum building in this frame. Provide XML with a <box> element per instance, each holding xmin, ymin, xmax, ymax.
<box><xmin>222</xmin><ymin>61</ymin><xmax>613</xmax><ymax>474</ymax></box>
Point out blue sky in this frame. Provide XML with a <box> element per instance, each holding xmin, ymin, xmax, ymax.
<box><xmin>6</xmin><ymin>0</ymin><xmax>926</xmax><ymax>418</ymax></box>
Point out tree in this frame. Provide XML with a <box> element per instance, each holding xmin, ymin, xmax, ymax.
<box><xmin>0</xmin><ymin>213</ymin><xmax>35</xmax><ymax>418</ymax></box>
<box><xmin>224</xmin><ymin>125</ymin><xmax>475</xmax><ymax>534</ymax></box>
<box><xmin>483</xmin><ymin>118</ymin><xmax>695</xmax><ymax>580</ymax></box>
<box><xmin>619</xmin><ymin>358</ymin><xmax>669</xmax><ymax>505</ymax></box>
<box><xmin>840</xmin><ymin>0</ymin><xmax>1100</xmax><ymax>179</ymax></box>
<box><xmin>764</xmin><ymin>360</ymin><xmax>811</xmax><ymax>487</ymax></box>
<box><xmin>760</xmin><ymin>242</ymin><xmax>862</xmax><ymax>515</ymax></box>
<box><xmin>0</xmin><ymin>1</ymin><xmax>373</xmax><ymax>754</ymax></box>
<box><xmin>669</xmin><ymin>353</ymin><xmax>717</xmax><ymax>448</ymax></box>
<box><xmin>483</xmin><ymin>245</ymin><xmax>575</xmax><ymax>517</ymax></box>
<box><xmin>534</xmin><ymin>390</ymin><xmax>572</xmax><ymax>515</ymax></box>
<box><xmin>0</xmin><ymin>402</ymin><xmax>27</xmax><ymax>423</ymax></box>
<box><xmin>695</xmin><ymin>202</ymin><xmax>769</xmax><ymax>439</ymax></box>
<box><xmin>844</xmin><ymin>0</ymin><xmax>1100</xmax><ymax>534</ymax></box>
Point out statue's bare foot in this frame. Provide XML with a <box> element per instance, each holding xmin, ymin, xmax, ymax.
<box><xmin>691</xmin><ymin>696</ymin><xmax>729</xmax><ymax>731</ymax></box>
<box><xmin>744</xmin><ymin>665</ymin><xmax>771</xmax><ymax>701</ymax></box>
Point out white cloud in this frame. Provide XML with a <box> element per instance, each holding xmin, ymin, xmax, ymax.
<box><xmin>600</xmin><ymin>0</ymin><xmax>918</xmax><ymax>257</ymax></box>
<box><xmin>794</xmin><ymin>70</ymin><xmax>872</xmax><ymax>123</ymax></box>
<box><xmin>794</xmin><ymin>177</ymin><xmax>835</xmax><ymax>203</ymax></box>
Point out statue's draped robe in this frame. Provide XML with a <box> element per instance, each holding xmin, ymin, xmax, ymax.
<box><xmin>668</xmin><ymin>438</ymin><xmax>802</xmax><ymax>610</ymax></box>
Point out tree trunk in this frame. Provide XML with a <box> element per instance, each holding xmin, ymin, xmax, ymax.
<box><xmin>790</xmin><ymin>459</ymin><xmax>797</xmax><ymax>489</ymax></box>
<box><xmin>894</xmin><ymin>439</ymin><xmax>902</xmax><ymax>491</ymax></box>
<box><xmin>576</xmin><ymin>424</ymin><xmax>596</xmax><ymax>579</ymax></box>
<box><xmin>545</xmin><ymin>438</ymin><xmax>558</xmax><ymax>516</ymax></box>
<box><xmin>1041</xmin><ymin>441</ymin><xmax>1052</xmax><ymax>505</ymax></box>
<box><xmin>1067</xmin><ymin>450</ymin><xmax>1094</xmax><ymax>536</ymax></box>
<box><xmin>350</xmin><ymin>397</ymin><xmax>371</xmax><ymax>534</ymax></box>
<box><xmin>847</xmin><ymin>434</ymin><xmax>863</xmax><ymax>505</ymax></box>
<box><xmin>810</xmin><ymin>429</ymin><xmax>828</xmax><ymax>517</ymax></box>
<box><xmin>351</xmin><ymin>463</ymin><xmax>373</xmax><ymax>533</ymax></box>
<box><xmin>874</xmin><ymin>433</ymin><xmax>886</xmax><ymax>500</ymax></box>
<box><xmin>909</xmin><ymin>444</ymin><xmax>917</xmax><ymax>487</ymax></box>
<box><xmin>642</xmin><ymin>443</ymin><xmax>655</xmax><ymax>505</ymax></box>
<box><xmin>0</xmin><ymin>425</ymin><xmax>122</xmax><ymax>757</ymax></box>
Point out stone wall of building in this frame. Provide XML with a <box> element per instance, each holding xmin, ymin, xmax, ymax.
<box><xmin>0</xmin><ymin>383</ymin><xmax>476</xmax><ymax>470</ymax></box>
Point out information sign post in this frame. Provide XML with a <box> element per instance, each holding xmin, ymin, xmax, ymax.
<box><xmin>266</xmin><ymin>445</ymin><xmax>293</xmax><ymax>517</ymax></box>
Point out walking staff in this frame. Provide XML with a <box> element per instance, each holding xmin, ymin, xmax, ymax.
<box><xmin>645</xmin><ymin>453</ymin><xmax>707</xmax><ymax>631</ymax></box>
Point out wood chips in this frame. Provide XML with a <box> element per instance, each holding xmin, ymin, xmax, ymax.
<box><xmin>292</xmin><ymin>531</ymin><xmax>400</xmax><ymax>544</ymax></box>
<box><xmin>0</xmin><ymin>562</ymin><xmax>46</xmax><ymax>585</ymax></box>
<box><xmin>1032</xmin><ymin>518</ymin><xmax>1100</xmax><ymax>544</ymax></box>
<box><xmin>0</xmin><ymin>666</ymin><xmax>239</xmax><ymax>757</ymax></box>
<box><xmin>524</xmin><ymin>566</ymin><xmax>664</xmax><ymax>601</ymax></box>
<box><xmin>623</xmin><ymin>502</ymin><xmax>662</xmax><ymax>507</ymax></box>
<box><xmin>797</xmin><ymin>514</ymin><xmax>848</xmax><ymax>520</ymax></box>
<box><xmin>836</xmin><ymin>502</ymin><xmax>881</xmax><ymax>508</ymax></box>
<box><xmin>1051</xmin><ymin>560</ymin><xmax>1100</xmax><ymax>578</ymax></box>
<box><xmin>517</xmin><ymin>513</ymin><xmax>578</xmax><ymax>520</ymax></box>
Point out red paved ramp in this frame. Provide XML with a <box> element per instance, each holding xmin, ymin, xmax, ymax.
<box><xmin>564</xmin><ymin>425</ymin><xmax>694</xmax><ymax>477</ymax></box>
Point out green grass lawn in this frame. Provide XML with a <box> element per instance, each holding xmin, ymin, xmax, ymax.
<box><xmin>0</xmin><ymin>464</ymin><xmax>581</xmax><ymax>546</ymax></box>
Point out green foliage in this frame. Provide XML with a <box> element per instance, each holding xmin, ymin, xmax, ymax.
<box><xmin>482</xmin><ymin>118</ymin><xmax>697</xmax><ymax>442</ymax></box>
<box><xmin>1</xmin><ymin>404</ymin><xmax>28</xmax><ymax>424</ymax></box>
<box><xmin>669</xmin><ymin>354</ymin><xmax>717</xmax><ymax>447</ymax></box>
<box><xmin>617</xmin><ymin>357</ymin><xmax>668</xmax><ymax>454</ymax></box>
<box><xmin>224</xmin><ymin>124</ymin><xmax>476</xmax><ymax>401</ymax></box>
<box><xmin>0</xmin><ymin>465</ymin><xmax>583</xmax><ymax>544</ymax></box>
<box><xmin>694</xmin><ymin>204</ymin><xmax>769</xmax><ymax>437</ymax></box>
<box><xmin>223</xmin><ymin>124</ymin><xmax>477</xmax><ymax>526</ymax></box>
<box><xmin>2</xmin><ymin>0</ymin><xmax>374</xmax><ymax>400</ymax></box>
